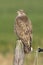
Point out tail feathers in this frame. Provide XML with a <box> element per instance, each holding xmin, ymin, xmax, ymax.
<box><xmin>31</xmin><ymin>47</ymin><xmax>33</xmax><ymax>52</ymax></box>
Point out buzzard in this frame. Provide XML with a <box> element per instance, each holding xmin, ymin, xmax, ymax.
<box><xmin>14</xmin><ymin>10</ymin><xmax>33</xmax><ymax>53</ymax></box>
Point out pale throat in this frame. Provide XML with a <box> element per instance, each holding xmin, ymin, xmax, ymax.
<box><xmin>18</xmin><ymin>13</ymin><xmax>26</xmax><ymax>16</ymax></box>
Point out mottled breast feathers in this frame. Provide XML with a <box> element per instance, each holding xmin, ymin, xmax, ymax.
<box><xmin>14</xmin><ymin>15</ymin><xmax>32</xmax><ymax>53</ymax></box>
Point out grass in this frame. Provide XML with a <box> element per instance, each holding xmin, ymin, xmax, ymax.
<box><xmin>0</xmin><ymin>0</ymin><xmax>43</xmax><ymax>65</ymax></box>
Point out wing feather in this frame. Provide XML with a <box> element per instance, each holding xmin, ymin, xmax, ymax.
<box><xmin>14</xmin><ymin>15</ymin><xmax>32</xmax><ymax>53</ymax></box>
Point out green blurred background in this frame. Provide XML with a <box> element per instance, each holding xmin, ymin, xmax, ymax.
<box><xmin>0</xmin><ymin>0</ymin><xmax>43</xmax><ymax>54</ymax></box>
<box><xmin>0</xmin><ymin>0</ymin><xmax>43</xmax><ymax>65</ymax></box>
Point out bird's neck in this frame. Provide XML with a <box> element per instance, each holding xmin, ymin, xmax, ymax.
<box><xmin>18</xmin><ymin>13</ymin><xmax>26</xmax><ymax>17</ymax></box>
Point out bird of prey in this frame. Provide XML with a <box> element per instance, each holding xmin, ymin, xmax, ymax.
<box><xmin>14</xmin><ymin>10</ymin><xmax>32</xmax><ymax>53</ymax></box>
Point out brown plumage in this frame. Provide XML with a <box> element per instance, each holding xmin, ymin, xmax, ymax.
<box><xmin>14</xmin><ymin>10</ymin><xmax>32</xmax><ymax>53</ymax></box>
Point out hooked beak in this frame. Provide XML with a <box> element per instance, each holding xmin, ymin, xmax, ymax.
<box><xmin>16</xmin><ymin>11</ymin><xmax>19</xmax><ymax>14</ymax></box>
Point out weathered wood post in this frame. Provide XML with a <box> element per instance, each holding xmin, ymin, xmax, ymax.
<box><xmin>13</xmin><ymin>40</ymin><xmax>24</xmax><ymax>65</ymax></box>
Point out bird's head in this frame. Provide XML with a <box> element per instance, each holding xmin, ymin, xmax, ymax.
<box><xmin>17</xmin><ymin>10</ymin><xmax>26</xmax><ymax>16</ymax></box>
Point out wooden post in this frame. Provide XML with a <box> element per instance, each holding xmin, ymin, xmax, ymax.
<box><xmin>13</xmin><ymin>40</ymin><xmax>24</xmax><ymax>65</ymax></box>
